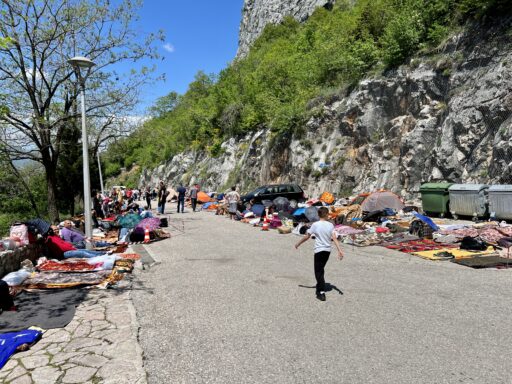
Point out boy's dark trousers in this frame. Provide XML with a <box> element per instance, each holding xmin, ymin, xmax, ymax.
<box><xmin>191</xmin><ymin>198</ymin><xmax>197</xmax><ymax>212</ymax></box>
<box><xmin>314</xmin><ymin>251</ymin><xmax>330</xmax><ymax>293</ymax></box>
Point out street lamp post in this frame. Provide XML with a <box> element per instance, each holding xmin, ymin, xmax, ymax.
<box><xmin>97</xmin><ymin>151</ymin><xmax>105</xmax><ymax>197</ymax></box>
<box><xmin>68</xmin><ymin>56</ymin><xmax>96</xmax><ymax>250</ymax></box>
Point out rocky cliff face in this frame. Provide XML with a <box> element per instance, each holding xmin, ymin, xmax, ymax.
<box><xmin>237</xmin><ymin>0</ymin><xmax>334</xmax><ymax>58</ymax></box>
<box><xmin>141</xmin><ymin>17</ymin><xmax>512</xmax><ymax>200</ymax></box>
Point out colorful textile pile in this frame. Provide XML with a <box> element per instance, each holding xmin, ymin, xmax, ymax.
<box><xmin>114</xmin><ymin>253</ymin><xmax>141</xmax><ymax>260</ymax></box>
<box><xmin>341</xmin><ymin>232</ymin><xmax>391</xmax><ymax>247</ymax></box>
<box><xmin>438</xmin><ymin>227</ymin><xmax>479</xmax><ymax>239</ymax></box>
<box><xmin>479</xmin><ymin>228</ymin><xmax>505</xmax><ymax>243</ymax></box>
<box><xmin>383</xmin><ymin>239</ymin><xmax>458</xmax><ymax>253</ymax></box>
<box><xmin>37</xmin><ymin>260</ymin><xmax>101</xmax><ymax>272</ymax></box>
<box><xmin>23</xmin><ymin>271</ymin><xmax>112</xmax><ymax>289</ymax></box>
<box><xmin>497</xmin><ymin>226</ymin><xmax>512</xmax><ymax>236</ymax></box>
<box><xmin>135</xmin><ymin>217</ymin><xmax>161</xmax><ymax>231</ymax></box>
<box><xmin>333</xmin><ymin>225</ymin><xmax>364</xmax><ymax>237</ymax></box>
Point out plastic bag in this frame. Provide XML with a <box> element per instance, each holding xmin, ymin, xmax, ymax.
<box><xmin>1</xmin><ymin>269</ymin><xmax>32</xmax><ymax>286</ymax></box>
<box><xmin>10</xmin><ymin>224</ymin><xmax>29</xmax><ymax>246</ymax></box>
<box><xmin>2</xmin><ymin>238</ymin><xmax>16</xmax><ymax>251</ymax></box>
<box><xmin>86</xmin><ymin>255</ymin><xmax>120</xmax><ymax>270</ymax></box>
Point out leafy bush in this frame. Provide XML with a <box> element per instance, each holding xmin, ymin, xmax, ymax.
<box><xmin>103</xmin><ymin>0</ymin><xmax>508</xmax><ymax>172</ymax></box>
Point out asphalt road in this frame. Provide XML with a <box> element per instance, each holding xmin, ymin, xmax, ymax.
<box><xmin>132</xmin><ymin>209</ymin><xmax>512</xmax><ymax>384</ymax></box>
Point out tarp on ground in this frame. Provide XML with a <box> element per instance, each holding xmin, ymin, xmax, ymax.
<box><xmin>250</xmin><ymin>204</ymin><xmax>265</xmax><ymax>217</ymax></box>
<box><xmin>360</xmin><ymin>191</ymin><xmax>404</xmax><ymax>212</ymax></box>
<box><xmin>202</xmin><ymin>202</ymin><xmax>214</xmax><ymax>209</ymax></box>
<box><xmin>0</xmin><ymin>289</ymin><xmax>87</xmax><ymax>333</ymax></box>
<box><xmin>412</xmin><ymin>211</ymin><xmax>439</xmax><ymax>231</ymax></box>
<box><xmin>292</xmin><ymin>208</ymin><xmax>306</xmax><ymax>217</ymax></box>
<box><xmin>0</xmin><ymin>329</ymin><xmax>42</xmax><ymax>369</ymax></box>
<box><xmin>197</xmin><ymin>191</ymin><xmax>213</xmax><ymax>203</ymax></box>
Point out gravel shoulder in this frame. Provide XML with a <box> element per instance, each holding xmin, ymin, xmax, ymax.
<box><xmin>133</xmin><ymin>210</ymin><xmax>512</xmax><ymax>384</ymax></box>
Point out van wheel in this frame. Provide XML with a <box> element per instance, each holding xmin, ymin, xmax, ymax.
<box><xmin>452</xmin><ymin>214</ymin><xmax>458</xmax><ymax>220</ymax></box>
<box><xmin>289</xmin><ymin>199</ymin><xmax>298</xmax><ymax>209</ymax></box>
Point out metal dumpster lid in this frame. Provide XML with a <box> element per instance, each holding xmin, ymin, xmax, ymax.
<box><xmin>449</xmin><ymin>184</ymin><xmax>489</xmax><ymax>191</ymax></box>
<box><xmin>489</xmin><ymin>184</ymin><xmax>512</xmax><ymax>191</ymax></box>
<box><xmin>420</xmin><ymin>182</ymin><xmax>453</xmax><ymax>189</ymax></box>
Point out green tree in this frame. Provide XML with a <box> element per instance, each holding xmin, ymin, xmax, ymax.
<box><xmin>0</xmin><ymin>0</ymin><xmax>163</xmax><ymax>223</ymax></box>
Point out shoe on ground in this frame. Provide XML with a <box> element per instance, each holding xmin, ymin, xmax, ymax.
<box><xmin>316</xmin><ymin>292</ymin><xmax>326</xmax><ymax>301</ymax></box>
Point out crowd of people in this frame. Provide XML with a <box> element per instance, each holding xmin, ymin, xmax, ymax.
<box><xmin>90</xmin><ymin>182</ymin><xmax>204</xmax><ymax>220</ymax></box>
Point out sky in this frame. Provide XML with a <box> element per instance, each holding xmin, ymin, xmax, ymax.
<box><xmin>127</xmin><ymin>0</ymin><xmax>244</xmax><ymax>112</ymax></box>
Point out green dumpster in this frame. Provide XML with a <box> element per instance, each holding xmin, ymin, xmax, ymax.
<box><xmin>420</xmin><ymin>182</ymin><xmax>453</xmax><ymax>217</ymax></box>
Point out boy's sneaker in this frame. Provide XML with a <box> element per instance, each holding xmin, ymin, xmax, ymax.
<box><xmin>316</xmin><ymin>292</ymin><xmax>326</xmax><ymax>301</ymax></box>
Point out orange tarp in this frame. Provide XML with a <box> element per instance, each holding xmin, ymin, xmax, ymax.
<box><xmin>197</xmin><ymin>191</ymin><xmax>214</xmax><ymax>203</ymax></box>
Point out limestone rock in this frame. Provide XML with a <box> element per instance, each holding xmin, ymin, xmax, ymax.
<box><xmin>237</xmin><ymin>0</ymin><xmax>334</xmax><ymax>58</ymax></box>
<box><xmin>141</xmin><ymin>16</ymin><xmax>512</xmax><ymax>201</ymax></box>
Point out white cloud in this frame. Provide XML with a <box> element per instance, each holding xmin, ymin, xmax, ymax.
<box><xmin>163</xmin><ymin>43</ymin><xmax>175</xmax><ymax>53</ymax></box>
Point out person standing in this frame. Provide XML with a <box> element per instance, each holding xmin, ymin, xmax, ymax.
<box><xmin>157</xmin><ymin>181</ymin><xmax>168</xmax><ymax>214</ymax></box>
<box><xmin>102</xmin><ymin>196</ymin><xmax>110</xmax><ymax>217</ymax></box>
<box><xmin>190</xmin><ymin>184</ymin><xmax>199</xmax><ymax>212</ymax></box>
<box><xmin>145</xmin><ymin>186</ymin><xmax>152</xmax><ymax>209</ymax></box>
<box><xmin>92</xmin><ymin>190</ymin><xmax>104</xmax><ymax>219</ymax></box>
<box><xmin>294</xmin><ymin>206</ymin><xmax>344</xmax><ymax>301</ymax></box>
<box><xmin>125</xmin><ymin>188</ymin><xmax>133</xmax><ymax>203</ymax></box>
<box><xmin>176</xmin><ymin>184</ymin><xmax>187</xmax><ymax>213</ymax></box>
<box><xmin>117</xmin><ymin>188</ymin><xmax>124</xmax><ymax>206</ymax></box>
<box><xmin>225</xmin><ymin>186</ymin><xmax>240</xmax><ymax>220</ymax></box>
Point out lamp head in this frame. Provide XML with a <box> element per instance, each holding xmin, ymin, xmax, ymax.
<box><xmin>68</xmin><ymin>56</ymin><xmax>96</xmax><ymax>84</ymax></box>
<box><xmin>67</xmin><ymin>56</ymin><xmax>95</xmax><ymax>69</ymax></box>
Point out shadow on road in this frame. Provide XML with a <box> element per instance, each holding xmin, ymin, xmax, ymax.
<box><xmin>298</xmin><ymin>282</ymin><xmax>344</xmax><ymax>295</ymax></box>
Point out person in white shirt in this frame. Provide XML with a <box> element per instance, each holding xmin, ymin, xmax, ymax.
<box><xmin>295</xmin><ymin>206</ymin><xmax>344</xmax><ymax>301</ymax></box>
<box><xmin>224</xmin><ymin>186</ymin><xmax>240</xmax><ymax>220</ymax></box>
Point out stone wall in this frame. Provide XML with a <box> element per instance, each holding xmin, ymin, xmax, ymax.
<box><xmin>0</xmin><ymin>244</ymin><xmax>42</xmax><ymax>278</ymax></box>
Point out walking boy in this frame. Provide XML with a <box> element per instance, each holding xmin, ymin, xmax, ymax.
<box><xmin>295</xmin><ymin>206</ymin><xmax>343</xmax><ymax>301</ymax></box>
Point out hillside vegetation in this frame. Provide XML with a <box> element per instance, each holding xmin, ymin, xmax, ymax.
<box><xmin>104</xmin><ymin>0</ymin><xmax>509</xmax><ymax>180</ymax></box>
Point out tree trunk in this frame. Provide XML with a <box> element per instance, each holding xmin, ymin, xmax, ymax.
<box><xmin>7</xmin><ymin>161</ymin><xmax>40</xmax><ymax>217</ymax></box>
<box><xmin>45</xmin><ymin>164</ymin><xmax>60</xmax><ymax>223</ymax></box>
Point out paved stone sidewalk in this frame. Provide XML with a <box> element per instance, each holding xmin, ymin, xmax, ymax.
<box><xmin>0</xmin><ymin>275</ymin><xmax>146</xmax><ymax>384</ymax></box>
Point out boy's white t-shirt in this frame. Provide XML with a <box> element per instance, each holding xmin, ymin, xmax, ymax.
<box><xmin>307</xmin><ymin>220</ymin><xmax>334</xmax><ymax>253</ymax></box>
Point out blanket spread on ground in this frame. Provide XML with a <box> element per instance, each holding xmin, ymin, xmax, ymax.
<box><xmin>411</xmin><ymin>247</ymin><xmax>496</xmax><ymax>260</ymax></box>
<box><xmin>23</xmin><ymin>271</ymin><xmax>112</xmax><ymax>289</ymax></box>
<box><xmin>451</xmin><ymin>255</ymin><xmax>512</xmax><ymax>268</ymax></box>
<box><xmin>0</xmin><ymin>329</ymin><xmax>42</xmax><ymax>368</ymax></box>
<box><xmin>0</xmin><ymin>289</ymin><xmax>87</xmax><ymax>333</ymax></box>
<box><xmin>383</xmin><ymin>239</ymin><xmax>458</xmax><ymax>253</ymax></box>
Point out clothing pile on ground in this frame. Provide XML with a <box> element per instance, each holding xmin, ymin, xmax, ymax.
<box><xmin>202</xmin><ymin>189</ymin><xmax>512</xmax><ymax>269</ymax></box>
<box><xmin>0</xmin><ymin>213</ymin><xmax>160</xmax><ymax>368</ymax></box>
